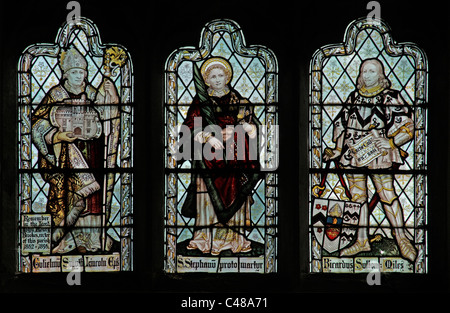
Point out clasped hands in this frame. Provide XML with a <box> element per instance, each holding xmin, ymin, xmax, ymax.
<box><xmin>207</xmin><ymin>123</ymin><xmax>253</xmax><ymax>150</ymax></box>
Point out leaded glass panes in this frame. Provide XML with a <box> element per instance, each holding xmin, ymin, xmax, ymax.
<box><xmin>164</xmin><ymin>19</ymin><xmax>278</xmax><ymax>273</ymax></box>
<box><xmin>18</xmin><ymin>17</ymin><xmax>134</xmax><ymax>273</ymax></box>
<box><xmin>309</xmin><ymin>17</ymin><xmax>428</xmax><ymax>273</ymax></box>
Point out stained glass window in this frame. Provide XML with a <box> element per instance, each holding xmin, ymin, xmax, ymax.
<box><xmin>309</xmin><ymin>17</ymin><xmax>428</xmax><ymax>273</ymax></box>
<box><xmin>164</xmin><ymin>19</ymin><xmax>278</xmax><ymax>273</ymax></box>
<box><xmin>17</xmin><ymin>17</ymin><xmax>134</xmax><ymax>273</ymax></box>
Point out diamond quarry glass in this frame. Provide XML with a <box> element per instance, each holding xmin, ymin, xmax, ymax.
<box><xmin>18</xmin><ymin>17</ymin><xmax>134</xmax><ymax>273</ymax></box>
<box><xmin>309</xmin><ymin>17</ymin><xmax>428</xmax><ymax>273</ymax></box>
<box><xmin>164</xmin><ymin>19</ymin><xmax>278</xmax><ymax>273</ymax></box>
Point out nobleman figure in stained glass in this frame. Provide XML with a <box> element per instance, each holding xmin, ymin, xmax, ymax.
<box><xmin>31</xmin><ymin>46</ymin><xmax>122</xmax><ymax>254</ymax></box>
<box><xmin>324</xmin><ymin>58</ymin><xmax>416</xmax><ymax>262</ymax></box>
<box><xmin>181</xmin><ymin>57</ymin><xmax>261</xmax><ymax>256</ymax></box>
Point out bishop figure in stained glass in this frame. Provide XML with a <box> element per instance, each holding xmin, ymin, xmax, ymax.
<box><xmin>31</xmin><ymin>45</ymin><xmax>122</xmax><ymax>254</ymax></box>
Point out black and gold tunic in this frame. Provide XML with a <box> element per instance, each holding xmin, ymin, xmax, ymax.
<box><xmin>333</xmin><ymin>87</ymin><xmax>413</xmax><ymax>169</ymax></box>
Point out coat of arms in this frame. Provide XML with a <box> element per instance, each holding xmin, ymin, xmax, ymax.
<box><xmin>312</xmin><ymin>199</ymin><xmax>361</xmax><ymax>254</ymax></box>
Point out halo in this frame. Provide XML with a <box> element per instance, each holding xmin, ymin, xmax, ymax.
<box><xmin>200</xmin><ymin>57</ymin><xmax>233</xmax><ymax>84</ymax></box>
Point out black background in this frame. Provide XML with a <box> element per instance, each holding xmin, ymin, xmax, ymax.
<box><xmin>1</xmin><ymin>0</ymin><xmax>448</xmax><ymax>308</ymax></box>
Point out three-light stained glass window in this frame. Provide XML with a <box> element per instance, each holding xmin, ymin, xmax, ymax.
<box><xmin>16</xmin><ymin>13</ymin><xmax>429</xmax><ymax>277</ymax></box>
<box><xmin>164</xmin><ymin>19</ymin><xmax>278</xmax><ymax>273</ymax></box>
<box><xmin>18</xmin><ymin>17</ymin><xmax>134</xmax><ymax>273</ymax></box>
<box><xmin>309</xmin><ymin>17</ymin><xmax>428</xmax><ymax>273</ymax></box>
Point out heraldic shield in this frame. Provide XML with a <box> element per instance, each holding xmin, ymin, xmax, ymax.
<box><xmin>312</xmin><ymin>199</ymin><xmax>361</xmax><ymax>254</ymax></box>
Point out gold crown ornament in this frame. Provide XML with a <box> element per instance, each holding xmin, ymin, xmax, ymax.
<box><xmin>103</xmin><ymin>46</ymin><xmax>128</xmax><ymax>78</ymax></box>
